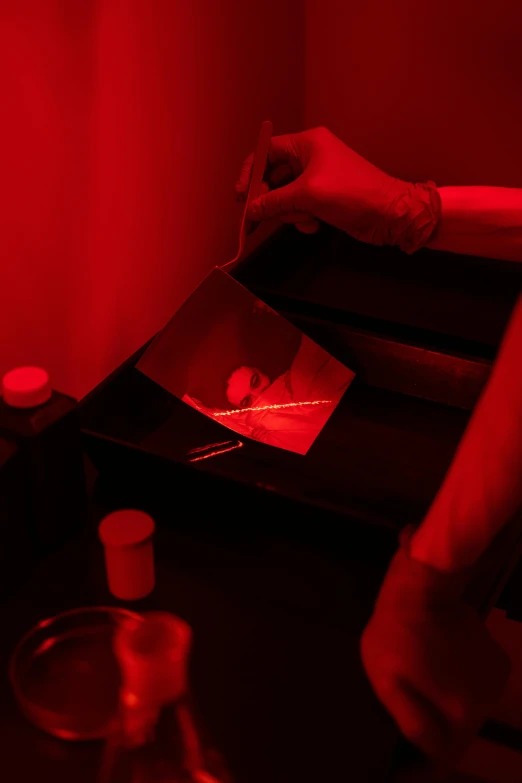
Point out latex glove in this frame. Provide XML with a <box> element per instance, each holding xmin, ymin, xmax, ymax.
<box><xmin>360</xmin><ymin>524</ymin><xmax>511</xmax><ymax>781</ymax></box>
<box><xmin>235</xmin><ymin>126</ymin><xmax>441</xmax><ymax>253</ymax></box>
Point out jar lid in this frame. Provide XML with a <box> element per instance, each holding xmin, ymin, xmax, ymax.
<box><xmin>2</xmin><ymin>367</ymin><xmax>52</xmax><ymax>409</ymax></box>
<box><xmin>98</xmin><ymin>510</ymin><xmax>155</xmax><ymax>549</ymax></box>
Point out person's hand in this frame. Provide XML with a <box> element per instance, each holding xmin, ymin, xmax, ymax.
<box><xmin>235</xmin><ymin>126</ymin><xmax>441</xmax><ymax>253</ymax></box>
<box><xmin>360</xmin><ymin>524</ymin><xmax>511</xmax><ymax>780</ymax></box>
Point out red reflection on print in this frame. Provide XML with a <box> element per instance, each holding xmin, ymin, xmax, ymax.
<box><xmin>213</xmin><ymin>400</ymin><xmax>332</xmax><ymax>416</ymax></box>
<box><xmin>137</xmin><ymin>268</ymin><xmax>355</xmax><ymax>455</ymax></box>
<box><xmin>187</xmin><ymin>440</ymin><xmax>243</xmax><ymax>463</ymax></box>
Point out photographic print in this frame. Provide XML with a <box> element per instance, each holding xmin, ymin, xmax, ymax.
<box><xmin>136</xmin><ymin>269</ymin><xmax>355</xmax><ymax>455</ymax></box>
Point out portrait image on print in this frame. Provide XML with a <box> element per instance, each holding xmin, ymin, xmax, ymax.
<box><xmin>137</xmin><ymin>269</ymin><xmax>355</xmax><ymax>455</ymax></box>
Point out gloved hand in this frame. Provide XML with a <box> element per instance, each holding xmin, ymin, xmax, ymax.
<box><xmin>235</xmin><ymin>126</ymin><xmax>441</xmax><ymax>254</ymax></box>
<box><xmin>360</xmin><ymin>524</ymin><xmax>511</xmax><ymax>781</ymax></box>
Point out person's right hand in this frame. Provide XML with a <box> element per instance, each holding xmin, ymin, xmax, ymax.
<box><xmin>361</xmin><ymin>524</ymin><xmax>511</xmax><ymax>780</ymax></box>
<box><xmin>235</xmin><ymin>126</ymin><xmax>408</xmax><ymax>243</ymax></box>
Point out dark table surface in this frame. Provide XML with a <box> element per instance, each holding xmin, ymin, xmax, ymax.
<box><xmin>0</xmin><ymin>457</ymin><xmax>409</xmax><ymax>783</ymax></box>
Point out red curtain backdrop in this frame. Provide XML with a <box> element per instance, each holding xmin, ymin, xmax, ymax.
<box><xmin>0</xmin><ymin>0</ymin><xmax>304</xmax><ymax>400</ymax></box>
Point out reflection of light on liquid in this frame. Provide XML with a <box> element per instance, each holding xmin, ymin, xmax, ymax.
<box><xmin>36</xmin><ymin>637</ymin><xmax>56</xmax><ymax>654</ymax></box>
<box><xmin>213</xmin><ymin>400</ymin><xmax>332</xmax><ymax>416</ymax></box>
<box><xmin>187</xmin><ymin>439</ymin><xmax>244</xmax><ymax>463</ymax></box>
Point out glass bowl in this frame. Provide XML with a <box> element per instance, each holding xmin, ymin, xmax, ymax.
<box><xmin>9</xmin><ymin>606</ymin><xmax>143</xmax><ymax>741</ymax></box>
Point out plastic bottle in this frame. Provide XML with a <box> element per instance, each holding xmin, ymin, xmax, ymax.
<box><xmin>0</xmin><ymin>366</ymin><xmax>87</xmax><ymax>556</ymax></box>
<box><xmin>98</xmin><ymin>612</ymin><xmax>230</xmax><ymax>783</ymax></box>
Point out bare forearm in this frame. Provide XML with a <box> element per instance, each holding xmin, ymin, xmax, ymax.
<box><xmin>410</xmin><ymin>295</ymin><xmax>522</xmax><ymax>572</ymax></box>
<box><xmin>426</xmin><ymin>186</ymin><xmax>522</xmax><ymax>262</ymax></box>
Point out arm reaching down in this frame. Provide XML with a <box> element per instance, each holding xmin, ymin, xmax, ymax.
<box><xmin>361</xmin><ymin>294</ymin><xmax>522</xmax><ymax>776</ymax></box>
<box><xmin>410</xmin><ymin>292</ymin><xmax>522</xmax><ymax>571</ymax></box>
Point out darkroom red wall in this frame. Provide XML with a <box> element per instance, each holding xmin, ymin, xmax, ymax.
<box><xmin>1</xmin><ymin>0</ymin><xmax>304</xmax><ymax>399</ymax></box>
<box><xmin>5</xmin><ymin>0</ymin><xmax>521</xmax><ymax>401</ymax></box>
<box><xmin>306</xmin><ymin>0</ymin><xmax>522</xmax><ymax>188</ymax></box>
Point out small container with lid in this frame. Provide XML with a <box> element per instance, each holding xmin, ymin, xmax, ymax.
<box><xmin>0</xmin><ymin>366</ymin><xmax>87</xmax><ymax>557</ymax></box>
<box><xmin>98</xmin><ymin>509</ymin><xmax>156</xmax><ymax>603</ymax></box>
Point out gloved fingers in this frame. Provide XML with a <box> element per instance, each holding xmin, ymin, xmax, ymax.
<box><xmin>235</xmin><ymin>152</ymin><xmax>255</xmax><ymax>198</ymax></box>
<box><xmin>235</xmin><ymin>134</ymin><xmax>305</xmax><ymax>199</ymax></box>
<box><xmin>245</xmin><ymin>184</ymin><xmax>269</xmax><ymax>237</ymax></box>
<box><xmin>389</xmin><ymin>629</ymin><xmax>508</xmax><ymax>737</ymax></box>
<box><xmin>246</xmin><ymin>181</ymin><xmax>306</xmax><ymax>221</ymax></box>
<box><xmin>237</xmin><ymin>180</ymin><xmax>270</xmax><ymax>207</ymax></box>
<box><xmin>359</xmin><ymin>630</ymin><xmax>452</xmax><ymax>764</ymax></box>
<box><xmin>277</xmin><ymin>211</ymin><xmax>321</xmax><ymax>233</ymax></box>
<box><xmin>266</xmin><ymin>162</ymin><xmax>295</xmax><ymax>190</ymax></box>
<box><xmin>372</xmin><ymin>666</ymin><xmax>496</xmax><ymax>774</ymax></box>
<box><xmin>235</xmin><ymin>168</ymin><xmax>295</xmax><ymax>203</ymax></box>
<box><xmin>278</xmin><ymin>211</ymin><xmax>316</xmax><ymax>225</ymax></box>
<box><xmin>245</xmin><ymin>198</ymin><xmax>319</xmax><ymax>232</ymax></box>
<box><xmin>420</xmin><ymin>621</ymin><xmax>512</xmax><ymax>723</ymax></box>
<box><xmin>266</xmin><ymin>133</ymin><xmax>305</xmax><ymax>172</ymax></box>
<box><xmin>383</xmin><ymin>678</ymin><xmax>452</xmax><ymax>760</ymax></box>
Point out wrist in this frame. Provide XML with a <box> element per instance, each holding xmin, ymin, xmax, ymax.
<box><xmin>408</xmin><ymin>528</ymin><xmax>455</xmax><ymax>571</ymax></box>
<box><xmin>425</xmin><ymin>185</ymin><xmax>522</xmax><ymax>262</ymax></box>
<box><xmin>382</xmin><ymin>179</ymin><xmax>442</xmax><ymax>255</ymax></box>
<box><xmin>408</xmin><ymin>521</ymin><xmax>485</xmax><ymax>590</ymax></box>
<box><xmin>374</xmin><ymin>524</ymin><xmax>474</xmax><ymax>610</ymax></box>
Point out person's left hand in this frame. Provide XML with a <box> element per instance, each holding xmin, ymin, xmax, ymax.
<box><xmin>360</xmin><ymin>525</ymin><xmax>511</xmax><ymax>779</ymax></box>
